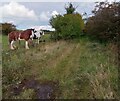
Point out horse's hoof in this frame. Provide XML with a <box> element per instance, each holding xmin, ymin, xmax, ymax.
<box><xmin>11</xmin><ymin>48</ymin><xmax>15</xmax><ymax>50</ymax></box>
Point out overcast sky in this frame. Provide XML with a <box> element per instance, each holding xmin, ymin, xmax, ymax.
<box><xmin>0</xmin><ymin>0</ymin><xmax>119</xmax><ymax>30</ymax></box>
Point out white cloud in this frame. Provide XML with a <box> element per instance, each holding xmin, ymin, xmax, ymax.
<box><xmin>7</xmin><ymin>20</ymin><xmax>16</xmax><ymax>24</ymax></box>
<box><xmin>0</xmin><ymin>1</ymin><xmax>38</xmax><ymax>20</ymax></box>
<box><xmin>39</xmin><ymin>11</ymin><xmax>50</xmax><ymax>21</ymax></box>
<box><xmin>52</xmin><ymin>10</ymin><xmax>59</xmax><ymax>17</ymax></box>
<box><xmin>39</xmin><ymin>10</ymin><xmax>59</xmax><ymax>21</ymax></box>
<box><xmin>31</xmin><ymin>25</ymin><xmax>55</xmax><ymax>31</ymax></box>
<box><xmin>1</xmin><ymin>0</ymin><xmax>120</xmax><ymax>2</ymax></box>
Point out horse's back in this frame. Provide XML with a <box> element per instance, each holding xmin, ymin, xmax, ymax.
<box><xmin>8</xmin><ymin>29</ymin><xmax>33</xmax><ymax>42</ymax></box>
<box><xmin>8</xmin><ymin>31</ymin><xmax>20</xmax><ymax>41</ymax></box>
<box><xmin>20</xmin><ymin>29</ymin><xmax>32</xmax><ymax>40</ymax></box>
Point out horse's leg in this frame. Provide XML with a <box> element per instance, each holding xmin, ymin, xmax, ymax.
<box><xmin>10</xmin><ymin>40</ymin><xmax>15</xmax><ymax>50</ymax></box>
<box><xmin>25</xmin><ymin>41</ymin><xmax>29</xmax><ymax>49</ymax></box>
<box><xmin>19</xmin><ymin>40</ymin><xmax>21</xmax><ymax>45</ymax></box>
<box><xmin>37</xmin><ymin>37</ymin><xmax>40</xmax><ymax>44</ymax></box>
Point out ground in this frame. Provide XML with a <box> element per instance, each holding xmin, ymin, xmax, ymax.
<box><xmin>2</xmin><ymin>34</ymin><xmax>119</xmax><ymax>99</ymax></box>
<box><xmin>0</xmin><ymin>34</ymin><xmax>2</xmax><ymax>100</ymax></box>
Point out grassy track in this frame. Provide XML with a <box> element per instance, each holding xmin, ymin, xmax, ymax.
<box><xmin>0</xmin><ymin>34</ymin><xmax>2</xmax><ymax>100</ymax></box>
<box><xmin>2</xmin><ymin>34</ymin><xmax>118</xmax><ymax>99</ymax></box>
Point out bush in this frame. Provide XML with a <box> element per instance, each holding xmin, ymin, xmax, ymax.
<box><xmin>85</xmin><ymin>2</ymin><xmax>120</xmax><ymax>42</ymax></box>
<box><xmin>1</xmin><ymin>23</ymin><xmax>16</xmax><ymax>35</ymax></box>
<box><xmin>50</xmin><ymin>13</ymin><xmax>84</xmax><ymax>40</ymax></box>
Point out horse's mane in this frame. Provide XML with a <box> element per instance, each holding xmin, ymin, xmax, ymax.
<box><xmin>26</xmin><ymin>28</ymin><xmax>34</xmax><ymax>30</ymax></box>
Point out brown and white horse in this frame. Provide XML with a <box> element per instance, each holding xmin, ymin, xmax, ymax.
<box><xmin>8</xmin><ymin>29</ymin><xmax>34</xmax><ymax>50</ymax></box>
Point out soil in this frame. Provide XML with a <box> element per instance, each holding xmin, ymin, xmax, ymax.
<box><xmin>10</xmin><ymin>77</ymin><xmax>59</xmax><ymax>99</ymax></box>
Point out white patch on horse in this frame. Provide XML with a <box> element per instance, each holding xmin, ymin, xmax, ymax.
<box><xmin>18</xmin><ymin>34</ymin><xmax>24</xmax><ymax>41</ymax></box>
<box><xmin>42</xmin><ymin>31</ymin><xmax>45</xmax><ymax>35</ymax></box>
<box><xmin>25</xmin><ymin>41</ymin><xmax>29</xmax><ymax>49</ymax></box>
<box><xmin>10</xmin><ymin>40</ymin><xmax>15</xmax><ymax>50</ymax></box>
<box><xmin>30</xmin><ymin>30</ymin><xmax>34</xmax><ymax>40</ymax></box>
<box><xmin>18</xmin><ymin>39</ymin><xmax>24</xmax><ymax>41</ymax></box>
<box><xmin>37</xmin><ymin>37</ymin><xmax>40</xmax><ymax>44</ymax></box>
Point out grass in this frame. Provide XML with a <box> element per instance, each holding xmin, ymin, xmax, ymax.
<box><xmin>2</xmin><ymin>34</ymin><xmax>119</xmax><ymax>99</ymax></box>
<box><xmin>0</xmin><ymin>34</ymin><xmax>2</xmax><ymax>100</ymax></box>
<box><xmin>0</xmin><ymin>34</ymin><xmax>2</xmax><ymax>43</ymax></box>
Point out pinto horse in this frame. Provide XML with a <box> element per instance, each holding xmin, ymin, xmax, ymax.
<box><xmin>8</xmin><ymin>29</ymin><xmax>34</xmax><ymax>50</ymax></box>
<box><xmin>33</xmin><ymin>29</ymin><xmax>44</xmax><ymax>44</ymax></box>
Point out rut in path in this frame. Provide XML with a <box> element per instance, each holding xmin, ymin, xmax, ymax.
<box><xmin>10</xmin><ymin>76</ymin><xmax>59</xmax><ymax>99</ymax></box>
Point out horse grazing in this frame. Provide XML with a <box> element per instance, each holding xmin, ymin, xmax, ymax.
<box><xmin>8</xmin><ymin>29</ymin><xmax>34</xmax><ymax>50</ymax></box>
<box><xmin>33</xmin><ymin>29</ymin><xmax>44</xmax><ymax>44</ymax></box>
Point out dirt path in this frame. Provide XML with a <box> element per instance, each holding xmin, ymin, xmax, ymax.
<box><xmin>28</xmin><ymin>41</ymin><xmax>75</xmax><ymax>76</ymax></box>
<box><xmin>10</xmin><ymin>77</ymin><xmax>59</xmax><ymax>99</ymax></box>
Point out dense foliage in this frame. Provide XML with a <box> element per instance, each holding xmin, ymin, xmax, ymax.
<box><xmin>65</xmin><ymin>3</ymin><xmax>76</xmax><ymax>14</ymax></box>
<box><xmin>85</xmin><ymin>2</ymin><xmax>120</xmax><ymax>42</ymax></box>
<box><xmin>1</xmin><ymin>23</ymin><xmax>16</xmax><ymax>35</ymax></box>
<box><xmin>50</xmin><ymin>3</ymin><xmax>84</xmax><ymax>40</ymax></box>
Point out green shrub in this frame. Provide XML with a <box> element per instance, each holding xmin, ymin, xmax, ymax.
<box><xmin>85</xmin><ymin>2</ymin><xmax>120</xmax><ymax>42</ymax></box>
<box><xmin>50</xmin><ymin>13</ymin><xmax>84</xmax><ymax>40</ymax></box>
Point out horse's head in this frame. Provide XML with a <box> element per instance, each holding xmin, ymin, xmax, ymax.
<box><xmin>40</xmin><ymin>30</ymin><xmax>44</xmax><ymax>36</ymax></box>
<box><xmin>33</xmin><ymin>29</ymin><xmax>44</xmax><ymax>38</ymax></box>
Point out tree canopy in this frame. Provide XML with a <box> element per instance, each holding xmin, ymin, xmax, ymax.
<box><xmin>1</xmin><ymin>23</ymin><xmax>16</xmax><ymax>35</ymax></box>
<box><xmin>85</xmin><ymin>1</ymin><xmax>120</xmax><ymax>42</ymax></box>
<box><xmin>65</xmin><ymin>3</ymin><xmax>76</xmax><ymax>14</ymax></box>
<box><xmin>50</xmin><ymin>3</ymin><xmax>84</xmax><ymax>40</ymax></box>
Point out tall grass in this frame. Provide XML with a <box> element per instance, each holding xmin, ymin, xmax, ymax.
<box><xmin>0</xmin><ymin>34</ymin><xmax>2</xmax><ymax>100</ymax></box>
<box><xmin>2</xmin><ymin>34</ymin><xmax>119</xmax><ymax>99</ymax></box>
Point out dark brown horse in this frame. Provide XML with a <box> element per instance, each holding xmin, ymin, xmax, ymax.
<box><xmin>8</xmin><ymin>29</ymin><xmax>34</xmax><ymax>50</ymax></box>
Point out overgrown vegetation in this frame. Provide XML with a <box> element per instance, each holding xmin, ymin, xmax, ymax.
<box><xmin>1</xmin><ymin>23</ymin><xmax>16</xmax><ymax>35</ymax></box>
<box><xmin>50</xmin><ymin>3</ymin><xmax>84</xmax><ymax>40</ymax></box>
<box><xmin>1</xmin><ymin>1</ymin><xmax>119</xmax><ymax>99</ymax></box>
<box><xmin>65</xmin><ymin>2</ymin><xmax>76</xmax><ymax>14</ymax></box>
<box><xmin>2</xmin><ymin>34</ymin><xmax>119</xmax><ymax>99</ymax></box>
<box><xmin>85</xmin><ymin>1</ymin><xmax>120</xmax><ymax>42</ymax></box>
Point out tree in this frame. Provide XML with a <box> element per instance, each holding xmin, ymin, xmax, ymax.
<box><xmin>1</xmin><ymin>23</ymin><xmax>16</xmax><ymax>35</ymax></box>
<box><xmin>65</xmin><ymin>3</ymin><xmax>76</xmax><ymax>14</ymax></box>
<box><xmin>85</xmin><ymin>1</ymin><xmax>120</xmax><ymax>42</ymax></box>
<box><xmin>50</xmin><ymin>3</ymin><xmax>85</xmax><ymax>40</ymax></box>
<box><xmin>50</xmin><ymin>13</ymin><xmax>84</xmax><ymax>40</ymax></box>
<box><xmin>50</xmin><ymin>3</ymin><xmax>84</xmax><ymax>40</ymax></box>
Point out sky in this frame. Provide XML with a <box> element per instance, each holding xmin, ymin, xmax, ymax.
<box><xmin>0</xmin><ymin>0</ymin><xmax>119</xmax><ymax>30</ymax></box>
